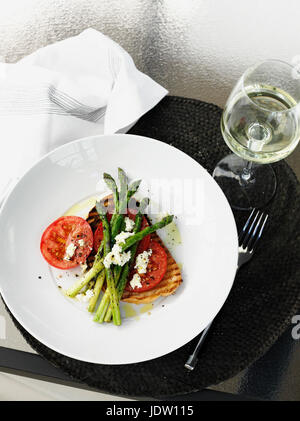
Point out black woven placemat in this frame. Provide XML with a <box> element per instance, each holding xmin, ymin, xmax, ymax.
<box><xmin>6</xmin><ymin>96</ymin><xmax>300</xmax><ymax>398</ymax></box>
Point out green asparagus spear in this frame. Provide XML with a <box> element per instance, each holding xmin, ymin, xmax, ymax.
<box><xmin>112</xmin><ymin>216</ymin><xmax>127</xmax><ymax>282</ymax></box>
<box><xmin>117</xmin><ymin>168</ymin><xmax>128</xmax><ymax>215</ymax></box>
<box><xmin>111</xmin><ymin>168</ymin><xmax>128</xmax><ymax>239</ymax></box>
<box><xmin>126</xmin><ymin>179</ymin><xmax>142</xmax><ymax>214</ymax></box>
<box><xmin>94</xmin><ymin>201</ymin><xmax>121</xmax><ymax>325</ymax></box>
<box><xmin>104</xmin><ymin>216</ymin><xmax>142</xmax><ymax>322</ymax></box>
<box><xmin>87</xmin><ymin>270</ymin><xmax>106</xmax><ymax>313</ymax></box>
<box><xmin>103</xmin><ymin>172</ymin><xmax>119</xmax><ymax>215</ymax></box>
<box><xmin>111</xmin><ymin>178</ymin><xmax>141</xmax><ymax>279</ymax></box>
<box><xmin>110</xmin><ymin>179</ymin><xmax>141</xmax><ymax>233</ymax></box>
<box><xmin>66</xmin><ymin>258</ymin><xmax>104</xmax><ymax>298</ymax></box>
<box><xmin>95</xmin><ymin>198</ymin><xmax>153</xmax><ymax>323</ymax></box>
<box><xmin>120</xmin><ymin>215</ymin><xmax>174</xmax><ymax>251</ymax></box>
<box><xmin>104</xmin><ymin>198</ymin><xmax>150</xmax><ymax>322</ymax></box>
<box><xmin>111</xmin><ymin>170</ymin><xmax>142</xmax><ymax>240</ymax></box>
<box><xmin>127</xmin><ymin>179</ymin><xmax>142</xmax><ymax>202</ymax></box>
<box><xmin>93</xmin><ymin>288</ymin><xmax>110</xmax><ymax>322</ymax></box>
<box><xmin>111</xmin><ymin>184</ymin><xmax>142</xmax><ymax>285</ymax></box>
<box><xmin>113</xmin><ymin>265</ymin><xmax>122</xmax><ymax>285</ymax></box>
<box><xmin>103</xmin><ymin>173</ymin><xmax>118</xmax><ymax>229</ymax></box>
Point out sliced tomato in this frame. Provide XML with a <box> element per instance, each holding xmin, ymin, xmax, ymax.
<box><xmin>40</xmin><ymin>216</ymin><xmax>93</xmax><ymax>269</ymax></box>
<box><xmin>93</xmin><ymin>213</ymin><xmax>112</xmax><ymax>252</ymax></box>
<box><xmin>125</xmin><ymin>240</ymin><xmax>167</xmax><ymax>292</ymax></box>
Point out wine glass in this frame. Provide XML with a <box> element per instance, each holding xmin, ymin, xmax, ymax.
<box><xmin>213</xmin><ymin>59</ymin><xmax>300</xmax><ymax>210</ymax></box>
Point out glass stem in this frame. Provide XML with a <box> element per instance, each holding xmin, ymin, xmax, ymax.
<box><xmin>241</xmin><ymin>161</ymin><xmax>254</xmax><ymax>184</ymax></box>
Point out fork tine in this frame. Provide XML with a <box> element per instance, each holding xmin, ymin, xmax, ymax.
<box><xmin>238</xmin><ymin>208</ymin><xmax>255</xmax><ymax>242</ymax></box>
<box><xmin>246</xmin><ymin>212</ymin><xmax>264</xmax><ymax>250</ymax></box>
<box><xmin>239</xmin><ymin>208</ymin><xmax>262</xmax><ymax>246</ymax></box>
<box><xmin>249</xmin><ymin>213</ymin><xmax>269</xmax><ymax>251</ymax></box>
<box><xmin>241</xmin><ymin>210</ymin><xmax>262</xmax><ymax>248</ymax></box>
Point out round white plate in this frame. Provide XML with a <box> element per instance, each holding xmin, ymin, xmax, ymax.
<box><xmin>0</xmin><ymin>134</ymin><xmax>238</xmax><ymax>364</ymax></box>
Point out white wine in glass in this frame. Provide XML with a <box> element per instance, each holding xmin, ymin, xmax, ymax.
<box><xmin>214</xmin><ymin>60</ymin><xmax>300</xmax><ymax>210</ymax></box>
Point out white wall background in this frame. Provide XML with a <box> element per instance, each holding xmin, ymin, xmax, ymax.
<box><xmin>1</xmin><ymin>0</ymin><xmax>300</xmax><ymax>107</ymax></box>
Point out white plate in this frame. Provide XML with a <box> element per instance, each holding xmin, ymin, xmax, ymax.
<box><xmin>0</xmin><ymin>134</ymin><xmax>238</xmax><ymax>364</ymax></box>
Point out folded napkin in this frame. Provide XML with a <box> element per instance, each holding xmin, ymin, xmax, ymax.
<box><xmin>0</xmin><ymin>28</ymin><xmax>168</xmax><ymax>201</ymax></box>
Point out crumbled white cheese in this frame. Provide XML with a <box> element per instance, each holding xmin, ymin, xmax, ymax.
<box><xmin>104</xmin><ymin>244</ymin><xmax>131</xmax><ymax>268</ymax></box>
<box><xmin>124</xmin><ymin>216</ymin><xmax>135</xmax><ymax>232</ymax></box>
<box><xmin>134</xmin><ymin>249</ymin><xmax>152</xmax><ymax>274</ymax></box>
<box><xmin>103</xmin><ymin>231</ymin><xmax>134</xmax><ymax>269</ymax></box>
<box><xmin>130</xmin><ymin>273</ymin><xmax>143</xmax><ymax>289</ymax></box>
<box><xmin>64</xmin><ymin>242</ymin><xmax>77</xmax><ymax>261</ymax></box>
<box><xmin>77</xmin><ymin>290</ymin><xmax>94</xmax><ymax>303</ymax></box>
<box><xmin>114</xmin><ymin>231</ymin><xmax>134</xmax><ymax>245</ymax></box>
<box><xmin>103</xmin><ymin>251</ymin><xmax>113</xmax><ymax>268</ymax></box>
<box><xmin>85</xmin><ymin>289</ymin><xmax>94</xmax><ymax>300</ymax></box>
<box><xmin>78</xmin><ymin>239</ymin><xmax>85</xmax><ymax>247</ymax></box>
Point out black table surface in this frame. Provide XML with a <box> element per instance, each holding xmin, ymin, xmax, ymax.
<box><xmin>0</xmin><ymin>298</ymin><xmax>299</xmax><ymax>401</ymax></box>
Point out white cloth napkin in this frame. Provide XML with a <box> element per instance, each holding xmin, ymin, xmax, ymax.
<box><xmin>0</xmin><ymin>28</ymin><xmax>168</xmax><ymax>201</ymax></box>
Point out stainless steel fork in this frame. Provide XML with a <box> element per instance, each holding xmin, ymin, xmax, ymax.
<box><xmin>184</xmin><ymin>208</ymin><xmax>269</xmax><ymax>371</ymax></box>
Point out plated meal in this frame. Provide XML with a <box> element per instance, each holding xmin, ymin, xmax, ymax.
<box><xmin>0</xmin><ymin>133</ymin><xmax>237</xmax><ymax>364</ymax></box>
<box><xmin>40</xmin><ymin>168</ymin><xmax>182</xmax><ymax>326</ymax></box>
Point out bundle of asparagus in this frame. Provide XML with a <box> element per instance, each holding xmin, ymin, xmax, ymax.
<box><xmin>66</xmin><ymin>168</ymin><xmax>173</xmax><ymax>326</ymax></box>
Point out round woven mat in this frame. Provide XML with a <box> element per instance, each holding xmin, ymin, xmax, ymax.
<box><xmin>7</xmin><ymin>96</ymin><xmax>300</xmax><ymax>398</ymax></box>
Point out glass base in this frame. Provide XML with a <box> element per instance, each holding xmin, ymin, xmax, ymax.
<box><xmin>213</xmin><ymin>154</ymin><xmax>277</xmax><ymax>210</ymax></box>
